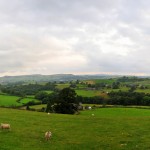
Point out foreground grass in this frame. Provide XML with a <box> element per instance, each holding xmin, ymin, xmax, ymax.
<box><xmin>0</xmin><ymin>108</ymin><xmax>150</xmax><ymax>150</ymax></box>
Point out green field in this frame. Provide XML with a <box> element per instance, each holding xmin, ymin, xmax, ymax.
<box><xmin>44</xmin><ymin>90</ymin><xmax>53</xmax><ymax>94</ymax></box>
<box><xmin>0</xmin><ymin>95</ymin><xmax>21</xmax><ymax>107</ymax></box>
<box><xmin>75</xmin><ymin>89</ymin><xmax>101</xmax><ymax>97</ymax></box>
<box><xmin>20</xmin><ymin>98</ymin><xmax>40</xmax><ymax>105</ymax></box>
<box><xmin>56</xmin><ymin>83</ymin><xmax>70</xmax><ymax>89</ymax></box>
<box><xmin>0</xmin><ymin>108</ymin><xmax>150</xmax><ymax>150</ymax></box>
<box><xmin>0</xmin><ymin>94</ymin><xmax>40</xmax><ymax>107</ymax></box>
<box><xmin>93</xmin><ymin>79</ymin><xmax>116</xmax><ymax>84</ymax></box>
<box><xmin>135</xmin><ymin>88</ymin><xmax>150</xmax><ymax>93</ymax></box>
<box><xmin>30</xmin><ymin>104</ymin><xmax>47</xmax><ymax>109</ymax></box>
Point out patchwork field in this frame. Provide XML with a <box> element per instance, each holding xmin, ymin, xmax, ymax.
<box><xmin>56</xmin><ymin>83</ymin><xmax>70</xmax><ymax>89</ymax></box>
<box><xmin>0</xmin><ymin>94</ymin><xmax>40</xmax><ymax>107</ymax></box>
<box><xmin>0</xmin><ymin>95</ymin><xmax>21</xmax><ymax>107</ymax></box>
<box><xmin>75</xmin><ymin>89</ymin><xmax>101</xmax><ymax>97</ymax></box>
<box><xmin>20</xmin><ymin>98</ymin><xmax>40</xmax><ymax>105</ymax></box>
<box><xmin>0</xmin><ymin>108</ymin><xmax>150</xmax><ymax>150</ymax></box>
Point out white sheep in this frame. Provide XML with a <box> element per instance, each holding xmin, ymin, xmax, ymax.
<box><xmin>0</xmin><ymin>123</ymin><xmax>11</xmax><ymax>130</ymax></box>
<box><xmin>45</xmin><ymin>131</ymin><xmax>52</xmax><ymax>141</ymax></box>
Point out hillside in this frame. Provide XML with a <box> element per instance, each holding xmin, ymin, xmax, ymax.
<box><xmin>0</xmin><ymin>74</ymin><xmax>118</xmax><ymax>84</ymax></box>
<box><xmin>0</xmin><ymin>107</ymin><xmax>150</xmax><ymax>150</ymax></box>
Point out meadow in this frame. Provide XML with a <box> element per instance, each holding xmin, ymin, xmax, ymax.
<box><xmin>75</xmin><ymin>89</ymin><xmax>101</xmax><ymax>97</ymax></box>
<box><xmin>0</xmin><ymin>107</ymin><xmax>150</xmax><ymax>150</ymax></box>
<box><xmin>0</xmin><ymin>94</ymin><xmax>40</xmax><ymax>107</ymax></box>
<box><xmin>56</xmin><ymin>83</ymin><xmax>70</xmax><ymax>89</ymax></box>
<box><xmin>0</xmin><ymin>95</ymin><xmax>21</xmax><ymax>107</ymax></box>
<box><xmin>20</xmin><ymin>97</ymin><xmax>40</xmax><ymax>105</ymax></box>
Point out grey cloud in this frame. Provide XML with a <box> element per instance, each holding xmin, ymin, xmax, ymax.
<box><xmin>0</xmin><ymin>0</ymin><xmax>150</xmax><ymax>76</ymax></box>
<box><xmin>0</xmin><ymin>0</ymin><xmax>120</xmax><ymax>27</ymax></box>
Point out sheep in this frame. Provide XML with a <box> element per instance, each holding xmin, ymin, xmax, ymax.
<box><xmin>45</xmin><ymin>131</ymin><xmax>52</xmax><ymax>141</ymax></box>
<box><xmin>0</xmin><ymin>123</ymin><xmax>11</xmax><ymax>130</ymax></box>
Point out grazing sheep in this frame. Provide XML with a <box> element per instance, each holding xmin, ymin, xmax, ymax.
<box><xmin>0</xmin><ymin>123</ymin><xmax>10</xmax><ymax>130</ymax></box>
<box><xmin>45</xmin><ymin>131</ymin><xmax>52</xmax><ymax>141</ymax></box>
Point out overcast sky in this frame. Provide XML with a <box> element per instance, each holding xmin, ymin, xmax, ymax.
<box><xmin>0</xmin><ymin>0</ymin><xmax>150</xmax><ymax>76</ymax></box>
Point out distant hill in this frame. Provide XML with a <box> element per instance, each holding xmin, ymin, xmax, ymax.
<box><xmin>0</xmin><ymin>74</ymin><xmax>118</xmax><ymax>84</ymax></box>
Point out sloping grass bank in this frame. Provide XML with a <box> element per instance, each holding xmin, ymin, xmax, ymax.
<box><xmin>0</xmin><ymin>108</ymin><xmax>150</xmax><ymax>150</ymax></box>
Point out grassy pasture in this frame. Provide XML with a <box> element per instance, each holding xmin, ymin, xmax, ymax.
<box><xmin>0</xmin><ymin>108</ymin><xmax>149</xmax><ymax>150</ymax></box>
<box><xmin>0</xmin><ymin>95</ymin><xmax>21</xmax><ymax>107</ymax></box>
<box><xmin>56</xmin><ymin>83</ymin><xmax>70</xmax><ymax>89</ymax></box>
<box><xmin>76</xmin><ymin>84</ymin><xmax>87</xmax><ymax>89</ymax></box>
<box><xmin>94</xmin><ymin>79</ymin><xmax>116</xmax><ymax>84</ymax></box>
<box><xmin>135</xmin><ymin>88</ymin><xmax>150</xmax><ymax>93</ymax></box>
<box><xmin>30</xmin><ymin>104</ymin><xmax>47</xmax><ymax>109</ymax></box>
<box><xmin>43</xmin><ymin>90</ymin><xmax>53</xmax><ymax>94</ymax></box>
<box><xmin>0</xmin><ymin>94</ymin><xmax>40</xmax><ymax>107</ymax></box>
<box><xmin>20</xmin><ymin>98</ymin><xmax>40</xmax><ymax>105</ymax></box>
<box><xmin>75</xmin><ymin>89</ymin><xmax>101</xmax><ymax>97</ymax></box>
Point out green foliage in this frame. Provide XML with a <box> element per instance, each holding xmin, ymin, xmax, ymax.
<box><xmin>108</xmin><ymin>91</ymin><xmax>150</xmax><ymax>106</ymax></box>
<box><xmin>35</xmin><ymin>91</ymin><xmax>48</xmax><ymax>101</ymax></box>
<box><xmin>54</xmin><ymin>102</ymin><xmax>77</xmax><ymax>114</ymax></box>
<box><xmin>76</xmin><ymin>96</ymin><xmax>104</xmax><ymax>104</ymax></box>
<box><xmin>112</xmin><ymin>82</ymin><xmax>120</xmax><ymax>89</ymax></box>
<box><xmin>0</xmin><ymin>82</ymin><xmax>56</xmax><ymax>96</ymax></box>
<box><xmin>2</xmin><ymin>76</ymin><xmax>150</xmax><ymax>108</ymax></box>
<box><xmin>142</xmin><ymin>96</ymin><xmax>150</xmax><ymax>105</ymax></box>
<box><xmin>58</xmin><ymin>87</ymin><xmax>77</xmax><ymax>103</ymax></box>
<box><xmin>53</xmin><ymin>88</ymin><xmax>78</xmax><ymax>114</ymax></box>
<box><xmin>117</xmin><ymin>76</ymin><xmax>146</xmax><ymax>82</ymax></box>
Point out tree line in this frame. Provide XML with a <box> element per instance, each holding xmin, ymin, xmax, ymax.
<box><xmin>0</xmin><ymin>82</ymin><xmax>56</xmax><ymax>97</ymax></box>
<box><xmin>107</xmin><ymin>91</ymin><xmax>150</xmax><ymax>106</ymax></box>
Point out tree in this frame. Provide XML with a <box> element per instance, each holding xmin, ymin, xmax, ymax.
<box><xmin>54</xmin><ymin>88</ymin><xmax>78</xmax><ymax>114</ymax></box>
<box><xmin>59</xmin><ymin>87</ymin><xmax>77</xmax><ymax>103</ymax></box>
<box><xmin>112</xmin><ymin>82</ymin><xmax>120</xmax><ymax>89</ymax></box>
<box><xmin>46</xmin><ymin>100</ymin><xmax>54</xmax><ymax>113</ymax></box>
<box><xmin>46</xmin><ymin>93</ymin><xmax>58</xmax><ymax>112</ymax></box>
<box><xmin>35</xmin><ymin>91</ymin><xmax>48</xmax><ymax>103</ymax></box>
<box><xmin>142</xmin><ymin>96</ymin><xmax>150</xmax><ymax>106</ymax></box>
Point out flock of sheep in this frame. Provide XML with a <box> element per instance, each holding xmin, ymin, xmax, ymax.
<box><xmin>0</xmin><ymin>123</ymin><xmax>52</xmax><ymax>141</ymax></box>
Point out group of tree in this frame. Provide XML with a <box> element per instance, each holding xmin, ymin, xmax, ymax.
<box><xmin>117</xmin><ymin>76</ymin><xmax>147</xmax><ymax>82</ymax></box>
<box><xmin>0</xmin><ymin>82</ymin><xmax>56</xmax><ymax>97</ymax></box>
<box><xmin>35</xmin><ymin>87</ymin><xmax>79</xmax><ymax>114</ymax></box>
<box><xmin>107</xmin><ymin>91</ymin><xmax>150</xmax><ymax>106</ymax></box>
<box><xmin>76</xmin><ymin>96</ymin><xmax>104</xmax><ymax>104</ymax></box>
<box><xmin>1</xmin><ymin>77</ymin><xmax>150</xmax><ymax>114</ymax></box>
<box><xmin>35</xmin><ymin>87</ymin><xmax>150</xmax><ymax>115</ymax></box>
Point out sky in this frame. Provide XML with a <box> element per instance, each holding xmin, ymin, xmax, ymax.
<box><xmin>0</xmin><ymin>0</ymin><xmax>150</xmax><ymax>76</ymax></box>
